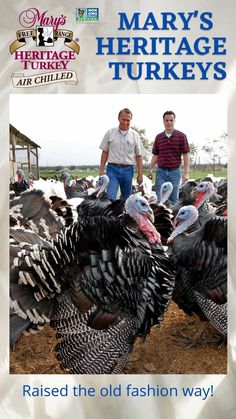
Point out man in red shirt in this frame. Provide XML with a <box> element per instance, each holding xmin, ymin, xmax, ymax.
<box><xmin>147</xmin><ymin>111</ymin><xmax>190</xmax><ymax>204</ymax></box>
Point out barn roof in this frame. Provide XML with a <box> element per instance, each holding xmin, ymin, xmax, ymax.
<box><xmin>10</xmin><ymin>124</ymin><xmax>41</xmax><ymax>148</ymax></box>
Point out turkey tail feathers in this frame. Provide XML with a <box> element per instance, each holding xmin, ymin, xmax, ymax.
<box><xmin>194</xmin><ymin>290</ymin><xmax>227</xmax><ymax>335</ymax></box>
<box><xmin>51</xmin><ymin>293</ymin><xmax>135</xmax><ymax>374</ymax></box>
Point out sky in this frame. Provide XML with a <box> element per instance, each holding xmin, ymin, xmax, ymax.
<box><xmin>9</xmin><ymin>94</ymin><xmax>227</xmax><ymax>166</ymax></box>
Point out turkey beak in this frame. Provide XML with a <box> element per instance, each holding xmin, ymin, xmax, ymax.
<box><xmin>173</xmin><ymin>217</ymin><xmax>179</xmax><ymax>228</ymax></box>
<box><xmin>146</xmin><ymin>208</ymin><xmax>155</xmax><ymax>223</ymax></box>
<box><xmin>191</xmin><ymin>187</ymin><xmax>197</xmax><ymax>198</ymax></box>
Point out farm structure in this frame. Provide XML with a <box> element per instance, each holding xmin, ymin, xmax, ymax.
<box><xmin>9</xmin><ymin>124</ymin><xmax>40</xmax><ymax>180</ymax></box>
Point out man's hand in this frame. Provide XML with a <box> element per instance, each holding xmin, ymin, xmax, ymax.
<box><xmin>147</xmin><ymin>170</ymin><xmax>153</xmax><ymax>180</ymax></box>
<box><xmin>137</xmin><ymin>175</ymin><xmax>143</xmax><ymax>185</ymax></box>
<box><xmin>182</xmin><ymin>173</ymin><xmax>189</xmax><ymax>182</ymax></box>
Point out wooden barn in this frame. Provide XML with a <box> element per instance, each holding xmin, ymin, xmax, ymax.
<box><xmin>9</xmin><ymin>124</ymin><xmax>40</xmax><ymax>180</ymax></box>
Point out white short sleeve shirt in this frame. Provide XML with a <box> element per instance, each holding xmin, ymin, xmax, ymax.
<box><xmin>99</xmin><ymin>127</ymin><xmax>143</xmax><ymax>165</ymax></box>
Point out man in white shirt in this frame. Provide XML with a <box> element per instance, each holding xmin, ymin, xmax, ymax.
<box><xmin>99</xmin><ymin>108</ymin><xmax>143</xmax><ymax>201</ymax></box>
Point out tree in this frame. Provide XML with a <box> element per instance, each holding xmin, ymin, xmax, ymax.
<box><xmin>201</xmin><ymin>133</ymin><xmax>227</xmax><ymax>174</ymax></box>
<box><xmin>189</xmin><ymin>142</ymin><xmax>198</xmax><ymax>165</ymax></box>
<box><xmin>132</xmin><ymin>126</ymin><xmax>152</xmax><ymax>164</ymax></box>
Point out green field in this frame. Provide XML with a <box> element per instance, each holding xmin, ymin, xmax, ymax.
<box><xmin>39</xmin><ymin>169</ymin><xmax>227</xmax><ymax>180</ymax></box>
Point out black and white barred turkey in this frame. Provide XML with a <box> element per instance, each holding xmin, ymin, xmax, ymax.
<box><xmin>60</xmin><ymin>171</ymin><xmax>108</xmax><ymax>200</ymax></box>
<box><xmin>10</xmin><ymin>193</ymin><xmax>175</xmax><ymax>374</ymax></box>
<box><xmin>167</xmin><ymin>205</ymin><xmax>227</xmax><ymax>346</ymax></box>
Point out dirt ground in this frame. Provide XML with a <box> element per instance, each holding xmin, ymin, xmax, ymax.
<box><xmin>10</xmin><ymin>302</ymin><xmax>227</xmax><ymax>375</ymax></box>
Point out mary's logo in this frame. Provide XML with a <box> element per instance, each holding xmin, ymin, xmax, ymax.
<box><xmin>36</xmin><ymin>26</ymin><xmax>54</xmax><ymax>47</ymax></box>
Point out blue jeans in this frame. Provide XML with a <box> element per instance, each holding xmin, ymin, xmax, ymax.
<box><xmin>106</xmin><ymin>163</ymin><xmax>134</xmax><ymax>201</ymax></box>
<box><xmin>156</xmin><ymin>167</ymin><xmax>181</xmax><ymax>205</ymax></box>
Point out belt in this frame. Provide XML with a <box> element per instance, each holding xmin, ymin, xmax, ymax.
<box><xmin>158</xmin><ymin>166</ymin><xmax>180</xmax><ymax>171</ymax></box>
<box><xmin>109</xmin><ymin>163</ymin><xmax>132</xmax><ymax>167</ymax></box>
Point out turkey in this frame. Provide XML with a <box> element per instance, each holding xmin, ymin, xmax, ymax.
<box><xmin>76</xmin><ymin>196</ymin><xmax>125</xmax><ymax>220</ymax></box>
<box><xmin>171</xmin><ymin>180</ymin><xmax>217</xmax><ymax>217</ymax></box>
<box><xmin>180</xmin><ymin>177</ymin><xmax>227</xmax><ymax>217</ymax></box>
<box><xmin>75</xmin><ymin>175</ymin><xmax>118</xmax><ymax>219</ymax></box>
<box><xmin>10</xmin><ymin>189</ymin><xmax>65</xmax><ymax>237</ymax></box>
<box><xmin>167</xmin><ymin>205</ymin><xmax>227</xmax><ymax>346</ymax></box>
<box><xmin>134</xmin><ymin>175</ymin><xmax>153</xmax><ymax>197</ymax></box>
<box><xmin>10</xmin><ymin>169</ymin><xmax>29</xmax><ymax>196</ymax></box>
<box><xmin>211</xmin><ymin>179</ymin><xmax>227</xmax><ymax>216</ymax></box>
<box><xmin>10</xmin><ymin>194</ymin><xmax>175</xmax><ymax>374</ymax></box>
<box><xmin>48</xmin><ymin>195</ymin><xmax>75</xmax><ymax>227</ymax></box>
<box><xmin>193</xmin><ymin>181</ymin><xmax>217</xmax><ymax>211</ymax></box>
<box><xmin>9</xmin><ymin>188</ymin><xmax>75</xmax><ymax>346</ymax></box>
<box><xmin>87</xmin><ymin>174</ymin><xmax>110</xmax><ymax>198</ymax></box>
<box><xmin>31</xmin><ymin>178</ymin><xmax>67</xmax><ymax>200</ymax></box>
<box><xmin>28</xmin><ymin>176</ymin><xmax>111</xmax><ymax>222</ymax></box>
<box><xmin>168</xmin><ymin>180</ymin><xmax>198</xmax><ymax>216</ymax></box>
<box><xmin>147</xmin><ymin>181</ymin><xmax>173</xmax><ymax>205</ymax></box>
<box><xmin>9</xmin><ymin>175</ymin><xmax>112</xmax><ymax>235</ymax></box>
<box><xmin>60</xmin><ymin>171</ymin><xmax>102</xmax><ymax>199</ymax></box>
<box><xmin>76</xmin><ymin>181</ymin><xmax>174</xmax><ymax>245</ymax></box>
<box><xmin>28</xmin><ymin>172</ymin><xmax>36</xmax><ymax>187</ymax></box>
<box><xmin>191</xmin><ymin>180</ymin><xmax>228</xmax><ymax>228</ymax></box>
<box><xmin>147</xmin><ymin>182</ymin><xmax>174</xmax><ymax>246</ymax></box>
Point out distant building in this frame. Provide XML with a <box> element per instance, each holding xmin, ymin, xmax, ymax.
<box><xmin>9</xmin><ymin>124</ymin><xmax>41</xmax><ymax>179</ymax></box>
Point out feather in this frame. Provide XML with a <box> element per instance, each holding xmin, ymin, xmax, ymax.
<box><xmin>10</xmin><ymin>194</ymin><xmax>175</xmax><ymax>373</ymax></box>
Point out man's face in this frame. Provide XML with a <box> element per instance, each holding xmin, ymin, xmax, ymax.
<box><xmin>119</xmin><ymin>112</ymin><xmax>132</xmax><ymax>130</ymax></box>
<box><xmin>163</xmin><ymin>114</ymin><xmax>175</xmax><ymax>132</ymax></box>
